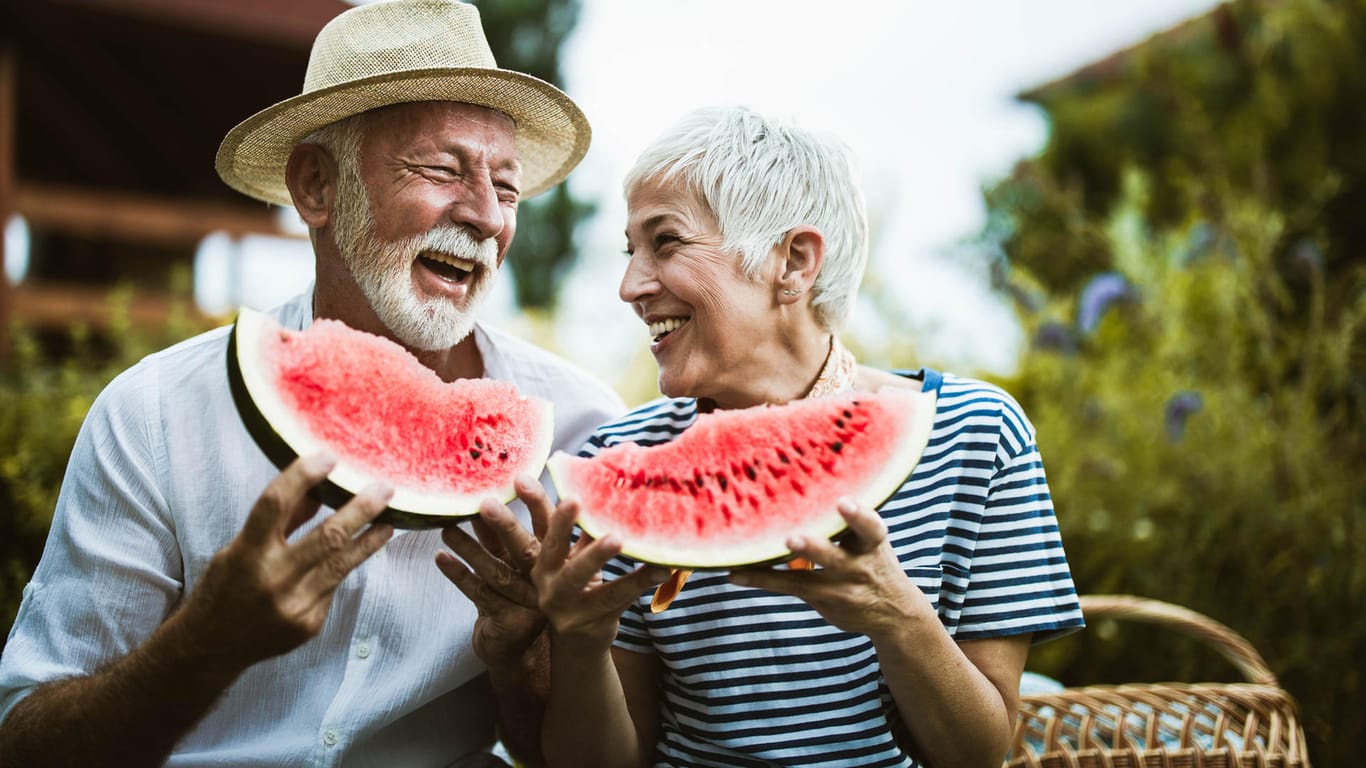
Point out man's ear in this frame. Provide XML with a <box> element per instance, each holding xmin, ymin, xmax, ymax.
<box><xmin>777</xmin><ymin>225</ymin><xmax>825</xmax><ymax>301</ymax></box>
<box><xmin>284</xmin><ymin>143</ymin><xmax>336</xmax><ymax>229</ymax></box>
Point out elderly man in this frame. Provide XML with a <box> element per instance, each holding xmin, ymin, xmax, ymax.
<box><xmin>0</xmin><ymin>1</ymin><xmax>622</xmax><ymax>766</ymax></box>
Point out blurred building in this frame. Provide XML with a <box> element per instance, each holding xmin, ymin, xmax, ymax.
<box><xmin>0</xmin><ymin>0</ymin><xmax>349</xmax><ymax>355</ymax></box>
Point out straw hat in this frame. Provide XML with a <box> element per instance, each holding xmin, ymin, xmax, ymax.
<box><xmin>215</xmin><ymin>0</ymin><xmax>590</xmax><ymax>206</ymax></box>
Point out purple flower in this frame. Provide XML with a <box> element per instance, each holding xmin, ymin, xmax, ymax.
<box><xmin>1076</xmin><ymin>272</ymin><xmax>1138</xmax><ymax>335</ymax></box>
<box><xmin>1033</xmin><ymin>321</ymin><xmax>1076</xmax><ymax>354</ymax></box>
<box><xmin>1165</xmin><ymin>390</ymin><xmax>1204</xmax><ymax>441</ymax></box>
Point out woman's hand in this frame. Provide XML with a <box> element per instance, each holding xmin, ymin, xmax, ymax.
<box><xmin>533</xmin><ymin>497</ymin><xmax>669</xmax><ymax>653</ymax></box>
<box><xmin>729</xmin><ymin>498</ymin><xmax>936</xmax><ymax>640</ymax></box>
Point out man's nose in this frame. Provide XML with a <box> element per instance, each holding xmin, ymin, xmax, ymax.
<box><xmin>448</xmin><ymin>173</ymin><xmax>504</xmax><ymax>241</ymax></box>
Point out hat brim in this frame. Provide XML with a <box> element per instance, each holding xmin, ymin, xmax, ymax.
<box><xmin>215</xmin><ymin>67</ymin><xmax>590</xmax><ymax>206</ymax></box>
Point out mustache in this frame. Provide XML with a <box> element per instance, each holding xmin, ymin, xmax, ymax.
<box><xmin>411</xmin><ymin>225</ymin><xmax>498</xmax><ymax>269</ymax></box>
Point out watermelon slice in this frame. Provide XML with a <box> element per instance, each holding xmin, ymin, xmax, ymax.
<box><xmin>548</xmin><ymin>387</ymin><xmax>936</xmax><ymax>569</ymax></box>
<box><xmin>227</xmin><ymin>306</ymin><xmax>554</xmax><ymax>528</ymax></box>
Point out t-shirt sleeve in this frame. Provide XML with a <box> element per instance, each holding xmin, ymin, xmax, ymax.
<box><xmin>0</xmin><ymin>361</ymin><xmax>182</xmax><ymax>725</ymax></box>
<box><xmin>954</xmin><ymin>389</ymin><xmax>1084</xmax><ymax>644</ymax></box>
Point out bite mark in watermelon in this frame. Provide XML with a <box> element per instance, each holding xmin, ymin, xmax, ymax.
<box><xmin>548</xmin><ymin>387</ymin><xmax>936</xmax><ymax>569</ymax></box>
<box><xmin>227</xmin><ymin>306</ymin><xmax>554</xmax><ymax>527</ymax></box>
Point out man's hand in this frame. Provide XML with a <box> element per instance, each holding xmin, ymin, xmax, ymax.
<box><xmin>0</xmin><ymin>452</ymin><xmax>395</xmax><ymax>768</ymax></box>
<box><xmin>179</xmin><ymin>451</ymin><xmax>395</xmax><ymax>668</ymax></box>
<box><xmin>435</xmin><ymin>474</ymin><xmax>554</xmax><ymax>670</ymax></box>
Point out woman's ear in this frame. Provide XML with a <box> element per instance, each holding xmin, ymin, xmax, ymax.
<box><xmin>777</xmin><ymin>225</ymin><xmax>826</xmax><ymax>302</ymax></box>
<box><xmin>284</xmin><ymin>143</ymin><xmax>336</xmax><ymax>229</ymax></box>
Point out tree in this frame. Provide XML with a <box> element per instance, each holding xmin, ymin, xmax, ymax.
<box><xmin>472</xmin><ymin>0</ymin><xmax>593</xmax><ymax>311</ymax></box>
<box><xmin>981</xmin><ymin>1</ymin><xmax>1366</xmax><ymax>765</ymax></box>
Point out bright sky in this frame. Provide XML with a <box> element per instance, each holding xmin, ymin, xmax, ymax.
<box><xmin>174</xmin><ymin>0</ymin><xmax>1222</xmax><ymax>393</ymax></box>
<box><xmin>552</xmin><ymin>0</ymin><xmax>1222</xmax><ymax>381</ymax></box>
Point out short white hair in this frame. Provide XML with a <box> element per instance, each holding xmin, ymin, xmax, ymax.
<box><xmin>623</xmin><ymin>105</ymin><xmax>869</xmax><ymax>330</ymax></box>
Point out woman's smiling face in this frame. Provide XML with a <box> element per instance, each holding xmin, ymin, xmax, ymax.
<box><xmin>621</xmin><ymin>176</ymin><xmax>782</xmax><ymax>408</ymax></box>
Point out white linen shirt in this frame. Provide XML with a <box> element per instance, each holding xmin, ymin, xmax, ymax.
<box><xmin>0</xmin><ymin>289</ymin><xmax>625</xmax><ymax>767</ymax></box>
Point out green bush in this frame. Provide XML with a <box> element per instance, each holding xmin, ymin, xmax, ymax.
<box><xmin>999</xmin><ymin>176</ymin><xmax>1364</xmax><ymax>766</ymax></box>
<box><xmin>0</xmin><ymin>283</ymin><xmax>209</xmax><ymax>641</ymax></box>
<box><xmin>974</xmin><ymin>3</ymin><xmax>1366</xmax><ymax>762</ymax></box>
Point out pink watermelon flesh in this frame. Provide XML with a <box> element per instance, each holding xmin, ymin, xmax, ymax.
<box><xmin>259</xmin><ymin>318</ymin><xmax>543</xmax><ymax>493</ymax></box>
<box><xmin>549</xmin><ymin>387</ymin><xmax>934</xmax><ymax>568</ymax></box>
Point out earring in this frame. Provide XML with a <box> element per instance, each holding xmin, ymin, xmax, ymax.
<box><xmin>782</xmin><ymin>288</ymin><xmax>803</xmax><ymax>296</ymax></box>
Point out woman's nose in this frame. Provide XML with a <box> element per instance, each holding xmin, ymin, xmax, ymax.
<box><xmin>619</xmin><ymin>252</ymin><xmax>658</xmax><ymax>304</ymax></box>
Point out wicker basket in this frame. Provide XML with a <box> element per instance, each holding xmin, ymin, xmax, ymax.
<box><xmin>1006</xmin><ymin>594</ymin><xmax>1310</xmax><ymax>768</ymax></box>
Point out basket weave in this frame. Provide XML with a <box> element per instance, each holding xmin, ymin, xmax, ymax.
<box><xmin>1006</xmin><ymin>594</ymin><xmax>1310</xmax><ymax>768</ymax></box>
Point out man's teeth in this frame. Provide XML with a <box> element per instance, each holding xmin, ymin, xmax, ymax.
<box><xmin>649</xmin><ymin>317</ymin><xmax>688</xmax><ymax>342</ymax></box>
<box><xmin>423</xmin><ymin>251</ymin><xmax>477</xmax><ymax>272</ymax></box>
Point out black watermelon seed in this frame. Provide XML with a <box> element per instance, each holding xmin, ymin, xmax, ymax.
<box><xmin>831</xmin><ymin>442</ymin><xmax>843</xmax><ymax>453</ymax></box>
<box><xmin>470</xmin><ymin>449</ymin><xmax>481</xmax><ymax>459</ymax></box>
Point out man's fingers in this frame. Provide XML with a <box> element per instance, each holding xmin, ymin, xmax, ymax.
<box><xmin>441</xmin><ymin>524</ymin><xmax>539</xmax><ymax>607</ymax></box>
<box><xmin>243</xmin><ymin>452</ymin><xmax>336</xmax><ymax>545</ymax></box>
<box><xmin>434</xmin><ymin>550</ymin><xmax>479</xmax><ymax>600</ymax></box>
<box><xmin>299</xmin><ymin>513</ymin><xmax>395</xmax><ymax>596</ymax></box>
<box><xmin>434</xmin><ymin>548</ymin><xmax>537</xmax><ymax>611</ymax></box>
<box><xmin>473</xmin><ymin>497</ymin><xmax>541</xmax><ymax>574</ymax></box>
<box><xmin>291</xmin><ymin>482</ymin><xmax>393</xmax><ymax>575</ymax></box>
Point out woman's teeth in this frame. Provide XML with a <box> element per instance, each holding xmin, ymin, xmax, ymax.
<box><xmin>649</xmin><ymin>317</ymin><xmax>688</xmax><ymax>342</ymax></box>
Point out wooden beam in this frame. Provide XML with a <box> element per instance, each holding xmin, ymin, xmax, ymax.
<box><xmin>14</xmin><ymin>183</ymin><xmax>301</xmax><ymax>245</ymax></box>
<box><xmin>38</xmin><ymin>0</ymin><xmax>346</xmax><ymax>49</ymax></box>
<box><xmin>1</xmin><ymin>44</ymin><xmax>16</xmax><ymax>358</ymax></box>
<box><xmin>8</xmin><ymin>280</ymin><xmax>216</xmax><ymax>331</ymax></box>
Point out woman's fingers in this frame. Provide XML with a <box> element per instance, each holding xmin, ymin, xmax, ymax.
<box><xmin>534</xmin><ymin>496</ymin><xmax>581</xmax><ymax>577</ymax></box>
<box><xmin>513</xmin><ymin>474</ymin><xmax>555</xmax><ymax>541</ymax></box>
<box><xmin>831</xmin><ymin>498</ymin><xmax>889</xmax><ymax>555</ymax></box>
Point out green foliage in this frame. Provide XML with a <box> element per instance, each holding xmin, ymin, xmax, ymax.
<box><xmin>980</xmin><ymin>2</ymin><xmax>1366</xmax><ymax>763</ymax></box>
<box><xmin>0</xmin><ymin>282</ymin><xmax>209</xmax><ymax>643</ymax></box>
<box><xmin>471</xmin><ymin>0</ymin><xmax>591</xmax><ymax>311</ymax></box>
<box><xmin>1006</xmin><ymin>186</ymin><xmax>1365</xmax><ymax>767</ymax></box>
<box><xmin>996</xmin><ymin>0</ymin><xmax>1366</xmax><ymax>297</ymax></box>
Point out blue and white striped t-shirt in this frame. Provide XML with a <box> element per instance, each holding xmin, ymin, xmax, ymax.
<box><xmin>586</xmin><ymin>369</ymin><xmax>1084</xmax><ymax>768</ymax></box>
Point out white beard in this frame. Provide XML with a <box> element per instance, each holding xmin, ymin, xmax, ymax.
<box><xmin>332</xmin><ymin>175</ymin><xmax>500</xmax><ymax>352</ymax></box>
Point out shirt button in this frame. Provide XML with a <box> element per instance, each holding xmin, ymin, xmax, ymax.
<box><xmin>357</xmin><ymin>642</ymin><xmax>372</xmax><ymax>659</ymax></box>
<box><xmin>323</xmin><ymin>729</ymin><xmax>339</xmax><ymax>746</ymax></box>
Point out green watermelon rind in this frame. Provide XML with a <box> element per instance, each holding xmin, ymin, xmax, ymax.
<box><xmin>227</xmin><ymin>306</ymin><xmax>555</xmax><ymax>529</ymax></box>
<box><xmin>549</xmin><ymin>387</ymin><xmax>938</xmax><ymax>569</ymax></box>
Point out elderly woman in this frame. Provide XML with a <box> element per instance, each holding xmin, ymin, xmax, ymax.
<box><xmin>530</xmin><ymin>106</ymin><xmax>1084</xmax><ymax>768</ymax></box>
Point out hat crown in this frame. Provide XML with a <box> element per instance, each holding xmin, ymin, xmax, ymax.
<box><xmin>304</xmin><ymin>0</ymin><xmax>497</xmax><ymax>93</ymax></box>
